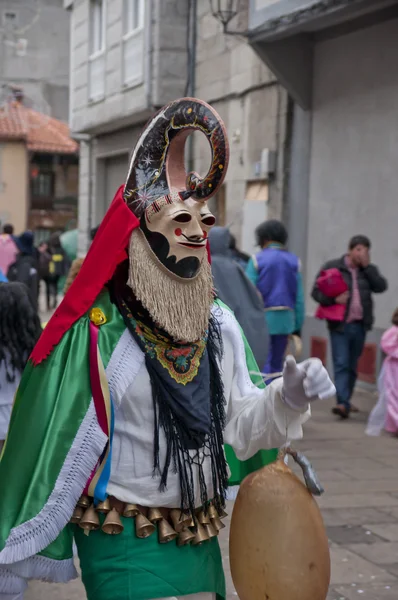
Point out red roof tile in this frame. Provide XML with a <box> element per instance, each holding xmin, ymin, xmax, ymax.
<box><xmin>0</xmin><ymin>101</ymin><xmax>78</xmax><ymax>154</ymax></box>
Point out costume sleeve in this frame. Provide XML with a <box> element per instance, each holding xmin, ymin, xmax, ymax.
<box><xmin>224</xmin><ymin>378</ymin><xmax>310</xmax><ymax>461</ymax></box>
<box><xmin>220</xmin><ymin>307</ymin><xmax>310</xmax><ymax>462</ymax></box>
<box><xmin>245</xmin><ymin>256</ymin><xmax>258</xmax><ymax>287</ymax></box>
<box><xmin>295</xmin><ymin>271</ymin><xmax>305</xmax><ymax>332</ymax></box>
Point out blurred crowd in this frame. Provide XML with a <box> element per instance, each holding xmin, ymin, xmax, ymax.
<box><xmin>0</xmin><ymin>223</ymin><xmax>70</xmax><ymax>312</ymax></box>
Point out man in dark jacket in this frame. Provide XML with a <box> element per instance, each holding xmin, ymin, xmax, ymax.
<box><xmin>312</xmin><ymin>235</ymin><xmax>387</xmax><ymax>418</ymax></box>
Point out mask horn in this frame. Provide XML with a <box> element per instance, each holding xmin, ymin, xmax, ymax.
<box><xmin>123</xmin><ymin>97</ymin><xmax>229</xmax><ymax>219</ymax></box>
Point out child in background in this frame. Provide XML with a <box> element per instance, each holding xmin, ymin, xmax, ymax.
<box><xmin>366</xmin><ymin>308</ymin><xmax>398</xmax><ymax>436</ymax></box>
<box><xmin>0</xmin><ymin>282</ymin><xmax>42</xmax><ymax>452</ymax></box>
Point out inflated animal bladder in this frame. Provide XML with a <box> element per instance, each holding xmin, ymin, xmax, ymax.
<box><xmin>230</xmin><ymin>458</ymin><xmax>330</xmax><ymax>600</ymax></box>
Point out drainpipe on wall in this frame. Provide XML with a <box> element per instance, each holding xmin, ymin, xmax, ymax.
<box><xmin>71</xmin><ymin>133</ymin><xmax>92</xmax><ymax>255</ymax></box>
<box><xmin>145</xmin><ymin>0</ymin><xmax>154</xmax><ymax>111</ymax></box>
<box><xmin>86</xmin><ymin>138</ymin><xmax>93</xmax><ymax>251</ymax></box>
<box><xmin>67</xmin><ymin>4</ymin><xmax>74</xmax><ymax>130</ymax></box>
<box><xmin>186</xmin><ymin>0</ymin><xmax>197</xmax><ymax>172</ymax></box>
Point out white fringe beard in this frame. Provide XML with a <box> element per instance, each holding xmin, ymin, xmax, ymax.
<box><xmin>128</xmin><ymin>229</ymin><xmax>214</xmax><ymax>342</ymax></box>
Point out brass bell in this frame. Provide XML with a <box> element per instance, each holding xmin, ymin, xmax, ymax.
<box><xmin>79</xmin><ymin>505</ymin><xmax>100</xmax><ymax>531</ymax></box>
<box><xmin>70</xmin><ymin>506</ymin><xmax>84</xmax><ymax>524</ymax></box>
<box><xmin>211</xmin><ymin>516</ymin><xmax>225</xmax><ymax>532</ymax></box>
<box><xmin>188</xmin><ymin>517</ymin><xmax>196</xmax><ymax>528</ymax></box>
<box><xmin>218</xmin><ymin>507</ymin><xmax>228</xmax><ymax>519</ymax></box>
<box><xmin>170</xmin><ymin>509</ymin><xmax>191</xmax><ymax>533</ymax></box>
<box><xmin>177</xmin><ymin>527</ymin><xmax>196</xmax><ymax>547</ymax></box>
<box><xmin>135</xmin><ymin>513</ymin><xmax>156</xmax><ymax>538</ymax></box>
<box><xmin>158</xmin><ymin>518</ymin><xmax>178</xmax><ymax>543</ymax></box>
<box><xmin>197</xmin><ymin>509</ymin><xmax>210</xmax><ymax>525</ymax></box>
<box><xmin>148</xmin><ymin>508</ymin><xmax>163</xmax><ymax>523</ymax></box>
<box><xmin>208</xmin><ymin>504</ymin><xmax>218</xmax><ymax>520</ymax></box>
<box><xmin>192</xmin><ymin>521</ymin><xmax>210</xmax><ymax>546</ymax></box>
<box><xmin>102</xmin><ymin>508</ymin><xmax>124</xmax><ymax>535</ymax></box>
<box><xmin>123</xmin><ymin>503</ymin><xmax>139</xmax><ymax>518</ymax></box>
<box><xmin>96</xmin><ymin>498</ymin><xmax>111</xmax><ymax>514</ymax></box>
<box><xmin>203</xmin><ymin>521</ymin><xmax>218</xmax><ymax>539</ymax></box>
<box><xmin>77</xmin><ymin>494</ymin><xmax>90</xmax><ymax>508</ymax></box>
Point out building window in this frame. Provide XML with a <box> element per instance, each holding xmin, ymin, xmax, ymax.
<box><xmin>122</xmin><ymin>0</ymin><xmax>144</xmax><ymax>87</ymax></box>
<box><xmin>31</xmin><ymin>172</ymin><xmax>54</xmax><ymax>198</ymax></box>
<box><xmin>90</xmin><ymin>0</ymin><xmax>105</xmax><ymax>54</ymax></box>
<box><xmin>245</xmin><ymin>181</ymin><xmax>269</xmax><ymax>202</ymax></box>
<box><xmin>124</xmin><ymin>0</ymin><xmax>144</xmax><ymax>35</ymax></box>
<box><xmin>2</xmin><ymin>11</ymin><xmax>18</xmax><ymax>30</ymax></box>
<box><xmin>31</xmin><ymin>168</ymin><xmax>55</xmax><ymax>210</ymax></box>
<box><xmin>89</xmin><ymin>0</ymin><xmax>106</xmax><ymax>101</ymax></box>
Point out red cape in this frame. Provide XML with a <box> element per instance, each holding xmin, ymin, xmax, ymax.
<box><xmin>31</xmin><ymin>187</ymin><xmax>140</xmax><ymax>364</ymax></box>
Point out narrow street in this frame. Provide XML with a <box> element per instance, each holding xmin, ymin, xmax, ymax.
<box><xmin>24</xmin><ymin>389</ymin><xmax>398</xmax><ymax>600</ymax></box>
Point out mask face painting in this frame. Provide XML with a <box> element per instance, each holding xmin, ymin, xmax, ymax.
<box><xmin>140</xmin><ymin>193</ymin><xmax>216</xmax><ymax>279</ymax></box>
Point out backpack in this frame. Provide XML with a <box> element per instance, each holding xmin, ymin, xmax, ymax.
<box><xmin>49</xmin><ymin>252</ymin><xmax>66</xmax><ymax>277</ymax></box>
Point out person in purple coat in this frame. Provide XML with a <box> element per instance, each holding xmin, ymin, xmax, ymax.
<box><xmin>246</xmin><ymin>220</ymin><xmax>304</xmax><ymax>383</ymax></box>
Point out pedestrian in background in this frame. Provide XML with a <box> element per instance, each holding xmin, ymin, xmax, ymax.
<box><xmin>246</xmin><ymin>219</ymin><xmax>304</xmax><ymax>383</ymax></box>
<box><xmin>312</xmin><ymin>235</ymin><xmax>387</xmax><ymax>418</ymax></box>
<box><xmin>44</xmin><ymin>233</ymin><xmax>69</xmax><ymax>309</ymax></box>
<box><xmin>228</xmin><ymin>233</ymin><xmax>250</xmax><ymax>270</ymax></box>
<box><xmin>366</xmin><ymin>307</ymin><xmax>398</xmax><ymax>436</ymax></box>
<box><xmin>0</xmin><ymin>224</ymin><xmax>18</xmax><ymax>279</ymax></box>
<box><xmin>37</xmin><ymin>241</ymin><xmax>52</xmax><ymax>307</ymax></box>
<box><xmin>209</xmin><ymin>226</ymin><xmax>268</xmax><ymax>369</ymax></box>
<box><xmin>7</xmin><ymin>231</ymin><xmax>39</xmax><ymax>310</ymax></box>
<box><xmin>0</xmin><ymin>282</ymin><xmax>42</xmax><ymax>453</ymax></box>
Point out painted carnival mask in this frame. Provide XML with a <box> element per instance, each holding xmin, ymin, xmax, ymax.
<box><xmin>123</xmin><ymin>98</ymin><xmax>229</xmax><ymax>280</ymax></box>
<box><xmin>140</xmin><ymin>193</ymin><xmax>216</xmax><ymax>278</ymax></box>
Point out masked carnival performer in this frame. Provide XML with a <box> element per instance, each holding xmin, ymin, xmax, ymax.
<box><xmin>0</xmin><ymin>99</ymin><xmax>335</xmax><ymax>600</ymax></box>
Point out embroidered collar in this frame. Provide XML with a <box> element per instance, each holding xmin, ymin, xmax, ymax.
<box><xmin>121</xmin><ymin>300</ymin><xmax>206</xmax><ymax>385</ymax></box>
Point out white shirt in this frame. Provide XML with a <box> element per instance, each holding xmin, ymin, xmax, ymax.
<box><xmin>106</xmin><ymin>306</ymin><xmax>309</xmax><ymax>507</ymax></box>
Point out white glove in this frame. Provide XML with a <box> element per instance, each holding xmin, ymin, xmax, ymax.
<box><xmin>282</xmin><ymin>355</ymin><xmax>336</xmax><ymax>410</ymax></box>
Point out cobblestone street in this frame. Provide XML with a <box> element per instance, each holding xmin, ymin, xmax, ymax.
<box><xmin>24</xmin><ymin>389</ymin><xmax>398</xmax><ymax>600</ymax></box>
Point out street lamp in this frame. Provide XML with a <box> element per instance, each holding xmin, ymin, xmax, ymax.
<box><xmin>209</xmin><ymin>0</ymin><xmax>248</xmax><ymax>36</ymax></box>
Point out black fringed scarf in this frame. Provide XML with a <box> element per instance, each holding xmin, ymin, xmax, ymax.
<box><xmin>110</xmin><ymin>269</ymin><xmax>229</xmax><ymax>519</ymax></box>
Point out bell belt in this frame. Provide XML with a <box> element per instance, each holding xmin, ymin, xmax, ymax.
<box><xmin>70</xmin><ymin>494</ymin><xmax>228</xmax><ymax>547</ymax></box>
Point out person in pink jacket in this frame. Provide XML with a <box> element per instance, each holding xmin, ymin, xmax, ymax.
<box><xmin>0</xmin><ymin>224</ymin><xmax>18</xmax><ymax>276</ymax></box>
<box><xmin>366</xmin><ymin>308</ymin><xmax>398</xmax><ymax>436</ymax></box>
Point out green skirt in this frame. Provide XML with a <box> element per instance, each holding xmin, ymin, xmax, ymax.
<box><xmin>73</xmin><ymin>516</ymin><xmax>226</xmax><ymax>600</ymax></box>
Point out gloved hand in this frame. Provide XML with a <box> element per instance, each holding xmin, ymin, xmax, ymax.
<box><xmin>282</xmin><ymin>355</ymin><xmax>336</xmax><ymax>411</ymax></box>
